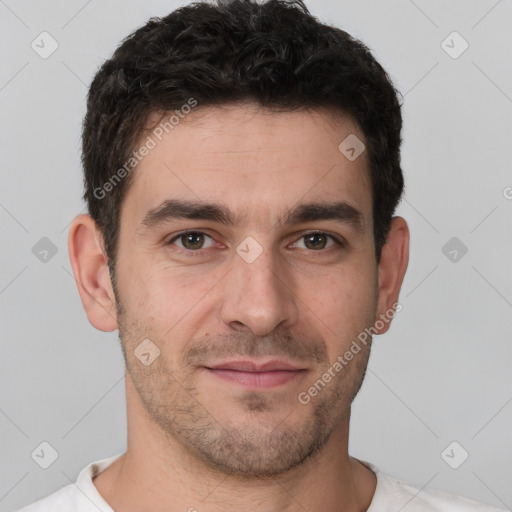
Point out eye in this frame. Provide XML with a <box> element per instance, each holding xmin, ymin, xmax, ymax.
<box><xmin>292</xmin><ymin>232</ymin><xmax>344</xmax><ymax>251</ymax></box>
<box><xmin>168</xmin><ymin>231</ymin><xmax>216</xmax><ymax>252</ymax></box>
<box><xmin>166</xmin><ymin>230</ymin><xmax>344</xmax><ymax>257</ymax></box>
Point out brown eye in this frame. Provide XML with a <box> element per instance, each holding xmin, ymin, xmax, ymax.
<box><xmin>304</xmin><ymin>233</ymin><xmax>328</xmax><ymax>250</ymax></box>
<box><xmin>294</xmin><ymin>232</ymin><xmax>341</xmax><ymax>251</ymax></box>
<box><xmin>169</xmin><ymin>231</ymin><xmax>215</xmax><ymax>251</ymax></box>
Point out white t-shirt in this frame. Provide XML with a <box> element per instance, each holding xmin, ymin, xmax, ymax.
<box><xmin>15</xmin><ymin>452</ymin><xmax>506</xmax><ymax>511</ymax></box>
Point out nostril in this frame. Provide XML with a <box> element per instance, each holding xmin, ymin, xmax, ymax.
<box><xmin>230</xmin><ymin>321</ymin><xmax>249</xmax><ymax>332</ymax></box>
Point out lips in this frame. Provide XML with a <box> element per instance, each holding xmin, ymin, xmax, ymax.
<box><xmin>207</xmin><ymin>359</ymin><xmax>302</xmax><ymax>372</ymax></box>
<box><xmin>204</xmin><ymin>359</ymin><xmax>306</xmax><ymax>389</ymax></box>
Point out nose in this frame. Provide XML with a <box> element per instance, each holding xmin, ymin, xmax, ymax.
<box><xmin>220</xmin><ymin>245</ymin><xmax>299</xmax><ymax>336</ymax></box>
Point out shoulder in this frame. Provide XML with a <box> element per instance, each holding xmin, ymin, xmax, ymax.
<box><xmin>13</xmin><ymin>452</ymin><xmax>122</xmax><ymax>512</ymax></box>
<box><xmin>359</xmin><ymin>460</ymin><xmax>507</xmax><ymax>512</ymax></box>
<box><xmin>14</xmin><ymin>483</ymin><xmax>82</xmax><ymax>512</ymax></box>
<box><xmin>384</xmin><ymin>476</ymin><xmax>507</xmax><ymax>511</ymax></box>
<box><xmin>14</xmin><ymin>478</ymin><xmax>113</xmax><ymax>512</ymax></box>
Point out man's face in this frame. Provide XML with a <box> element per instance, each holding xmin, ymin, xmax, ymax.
<box><xmin>113</xmin><ymin>104</ymin><xmax>379</xmax><ymax>476</ymax></box>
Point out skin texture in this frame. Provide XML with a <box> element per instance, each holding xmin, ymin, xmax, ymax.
<box><xmin>68</xmin><ymin>103</ymin><xmax>409</xmax><ymax>512</ymax></box>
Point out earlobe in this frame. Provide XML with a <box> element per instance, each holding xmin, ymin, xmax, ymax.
<box><xmin>67</xmin><ymin>214</ymin><xmax>118</xmax><ymax>332</ymax></box>
<box><xmin>374</xmin><ymin>216</ymin><xmax>410</xmax><ymax>335</ymax></box>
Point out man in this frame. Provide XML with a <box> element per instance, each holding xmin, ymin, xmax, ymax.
<box><xmin>17</xmin><ymin>0</ymin><xmax>506</xmax><ymax>510</ymax></box>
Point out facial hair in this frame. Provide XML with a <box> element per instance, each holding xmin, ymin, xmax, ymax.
<box><xmin>113</xmin><ymin>269</ymin><xmax>374</xmax><ymax>478</ymax></box>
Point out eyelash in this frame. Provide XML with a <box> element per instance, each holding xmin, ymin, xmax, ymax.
<box><xmin>166</xmin><ymin>230</ymin><xmax>345</xmax><ymax>257</ymax></box>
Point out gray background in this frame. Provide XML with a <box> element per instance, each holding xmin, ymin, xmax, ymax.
<box><xmin>1</xmin><ymin>0</ymin><xmax>511</xmax><ymax>510</ymax></box>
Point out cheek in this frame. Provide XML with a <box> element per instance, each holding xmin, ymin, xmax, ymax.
<box><xmin>305</xmin><ymin>256</ymin><xmax>376</xmax><ymax>307</ymax></box>
<box><xmin>123</xmin><ymin>261</ymin><xmax>218</xmax><ymax>336</ymax></box>
<box><xmin>305</xmin><ymin>266</ymin><xmax>377</xmax><ymax>349</ymax></box>
<box><xmin>116</xmin><ymin>257</ymin><xmax>175</xmax><ymax>329</ymax></box>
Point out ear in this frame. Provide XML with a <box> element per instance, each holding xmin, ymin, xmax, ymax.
<box><xmin>68</xmin><ymin>214</ymin><xmax>118</xmax><ymax>332</ymax></box>
<box><xmin>374</xmin><ymin>216</ymin><xmax>409</xmax><ymax>335</ymax></box>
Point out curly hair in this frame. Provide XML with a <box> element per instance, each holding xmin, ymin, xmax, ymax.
<box><xmin>82</xmin><ymin>0</ymin><xmax>404</xmax><ymax>270</ymax></box>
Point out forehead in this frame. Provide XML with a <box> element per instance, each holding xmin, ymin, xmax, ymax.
<box><xmin>121</xmin><ymin>104</ymin><xmax>372</xmax><ymax>230</ymax></box>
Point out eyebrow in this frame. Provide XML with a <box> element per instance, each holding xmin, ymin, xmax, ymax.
<box><xmin>139</xmin><ymin>198</ymin><xmax>364</xmax><ymax>233</ymax></box>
